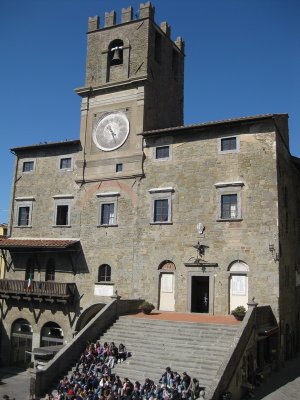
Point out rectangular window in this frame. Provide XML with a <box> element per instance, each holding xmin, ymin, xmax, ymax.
<box><xmin>221</xmin><ymin>194</ymin><xmax>238</xmax><ymax>219</ymax></box>
<box><xmin>60</xmin><ymin>157</ymin><xmax>72</xmax><ymax>170</ymax></box>
<box><xmin>18</xmin><ymin>206</ymin><xmax>30</xmax><ymax>226</ymax></box>
<box><xmin>156</xmin><ymin>146</ymin><xmax>170</xmax><ymax>160</ymax></box>
<box><xmin>56</xmin><ymin>205</ymin><xmax>69</xmax><ymax>225</ymax></box>
<box><xmin>23</xmin><ymin>161</ymin><xmax>34</xmax><ymax>173</ymax></box>
<box><xmin>154</xmin><ymin>199</ymin><xmax>169</xmax><ymax>222</ymax></box>
<box><xmin>116</xmin><ymin>163</ymin><xmax>123</xmax><ymax>172</ymax></box>
<box><xmin>221</xmin><ymin>137</ymin><xmax>237</xmax><ymax>151</ymax></box>
<box><xmin>101</xmin><ymin>203</ymin><xmax>115</xmax><ymax>225</ymax></box>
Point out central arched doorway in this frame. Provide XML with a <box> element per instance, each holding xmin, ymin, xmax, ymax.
<box><xmin>11</xmin><ymin>318</ymin><xmax>33</xmax><ymax>365</ymax></box>
<box><xmin>158</xmin><ymin>261</ymin><xmax>176</xmax><ymax>311</ymax></box>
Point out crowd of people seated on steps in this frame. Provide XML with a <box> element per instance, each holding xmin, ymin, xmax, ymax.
<box><xmin>45</xmin><ymin>341</ymin><xmax>202</xmax><ymax>400</ymax></box>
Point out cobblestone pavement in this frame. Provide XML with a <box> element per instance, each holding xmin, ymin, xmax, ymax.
<box><xmin>0</xmin><ymin>366</ymin><xmax>31</xmax><ymax>400</ymax></box>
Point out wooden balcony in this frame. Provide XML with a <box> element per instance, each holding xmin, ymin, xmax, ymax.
<box><xmin>0</xmin><ymin>279</ymin><xmax>77</xmax><ymax>304</ymax></box>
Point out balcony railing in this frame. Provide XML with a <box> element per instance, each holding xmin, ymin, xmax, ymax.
<box><xmin>0</xmin><ymin>279</ymin><xmax>77</xmax><ymax>304</ymax></box>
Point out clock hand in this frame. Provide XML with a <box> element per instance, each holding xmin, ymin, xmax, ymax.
<box><xmin>108</xmin><ymin>125</ymin><xmax>117</xmax><ymax>143</ymax></box>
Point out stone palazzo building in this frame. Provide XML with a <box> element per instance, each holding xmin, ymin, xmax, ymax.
<box><xmin>0</xmin><ymin>2</ymin><xmax>300</xmax><ymax>366</ymax></box>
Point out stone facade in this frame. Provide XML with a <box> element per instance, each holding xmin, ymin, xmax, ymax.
<box><xmin>1</xmin><ymin>2</ymin><xmax>300</xmax><ymax>367</ymax></box>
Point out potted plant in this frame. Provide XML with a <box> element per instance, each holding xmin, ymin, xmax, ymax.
<box><xmin>139</xmin><ymin>301</ymin><xmax>155</xmax><ymax>315</ymax></box>
<box><xmin>231</xmin><ymin>305</ymin><xmax>246</xmax><ymax>321</ymax></box>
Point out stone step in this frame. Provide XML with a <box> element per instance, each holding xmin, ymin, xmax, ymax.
<box><xmin>108</xmin><ymin>319</ymin><xmax>237</xmax><ymax>337</ymax></box>
<box><xmin>115</xmin><ymin>357</ymin><xmax>218</xmax><ymax>375</ymax></box>
<box><xmin>122</xmin><ymin>353</ymin><xmax>222</xmax><ymax>367</ymax></box>
<box><xmin>117</xmin><ymin>317</ymin><xmax>238</xmax><ymax>332</ymax></box>
<box><xmin>49</xmin><ymin>316</ymin><xmax>237</xmax><ymax>397</ymax></box>
<box><xmin>95</xmin><ymin>316</ymin><xmax>232</xmax><ymax>391</ymax></box>
<box><xmin>111</xmin><ymin>364</ymin><xmax>212</xmax><ymax>388</ymax></box>
<box><xmin>105</xmin><ymin>326</ymin><xmax>235</xmax><ymax>341</ymax></box>
<box><xmin>100</xmin><ymin>333</ymin><xmax>232</xmax><ymax>352</ymax></box>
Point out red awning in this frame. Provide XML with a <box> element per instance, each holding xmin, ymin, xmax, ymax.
<box><xmin>0</xmin><ymin>238</ymin><xmax>79</xmax><ymax>249</ymax></box>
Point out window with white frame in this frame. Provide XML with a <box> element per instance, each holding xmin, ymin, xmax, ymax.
<box><xmin>97</xmin><ymin>192</ymin><xmax>119</xmax><ymax>227</ymax></box>
<box><xmin>15</xmin><ymin>197</ymin><xmax>35</xmax><ymax>227</ymax></box>
<box><xmin>219</xmin><ymin>136</ymin><xmax>239</xmax><ymax>154</ymax></box>
<box><xmin>214</xmin><ymin>181</ymin><xmax>244</xmax><ymax>221</ymax></box>
<box><xmin>53</xmin><ymin>195</ymin><xmax>73</xmax><ymax>226</ymax></box>
<box><xmin>149</xmin><ymin>187</ymin><xmax>174</xmax><ymax>224</ymax></box>
<box><xmin>22</xmin><ymin>160</ymin><xmax>35</xmax><ymax>173</ymax></box>
<box><xmin>59</xmin><ymin>157</ymin><xmax>73</xmax><ymax>171</ymax></box>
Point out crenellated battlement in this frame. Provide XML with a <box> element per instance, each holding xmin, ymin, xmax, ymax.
<box><xmin>88</xmin><ymin>2</ymin><xmax>155</xmax><ymax>33</ymax></box>
<box><xmin>87</xmin><ymin>2</ymin><xmax>183</xmax><ymax>51</ymax></box>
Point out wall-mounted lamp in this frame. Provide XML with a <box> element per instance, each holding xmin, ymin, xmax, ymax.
<box><xmin>269</xmin><ymin>243</ymin><xmax>279</xmax><ymax>262</ymax></box>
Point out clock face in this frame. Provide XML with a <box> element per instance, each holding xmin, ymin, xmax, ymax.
<box><xmin>92</xmin><ymin>112</ymin><xmax>130</xmax><ymax>151</ymax></box>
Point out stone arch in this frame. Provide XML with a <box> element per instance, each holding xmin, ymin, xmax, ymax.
<box><xmin>158</xmin><ymin>260</ymin><xmax>176</xmax><ymax>272</ymax></box>
<box><xmin>40</xmin><ymin>321</ymin><xmax>64</xmax><ymax>347</ymax></box>
<box><xmin>228</xmin><ymin>260</ymin><xmax>249</xmax><ymax>272</ymax></box>
<box><xmin>11</xmin><ymin>318</ymin><xmax>33</xmax><ymax>365</ymax></box>
<box><xmin>228</xmin><ymin>260</ymin><xmax>249</xmax><ymax>313</ymax></box>
<box><xmin>74</xmin><ymin>303</ymin><xmax>106</xmax><ymax>333</ymax></box>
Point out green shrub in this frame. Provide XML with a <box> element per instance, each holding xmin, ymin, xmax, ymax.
<box><xmin>231</xmin><ymin>305</ymin><xmax>246</xmax><ymax>320</ymax></box>
<box><xmin>139</xmin><ymin>301</ymin><xmax>155</xmax><ymax>314</ymax></box>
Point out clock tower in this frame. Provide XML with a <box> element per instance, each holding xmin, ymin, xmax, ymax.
<box><xmin>75</xmin><ymin>2</ymin><xmax>184</xmax><ymax>182</ymax></box>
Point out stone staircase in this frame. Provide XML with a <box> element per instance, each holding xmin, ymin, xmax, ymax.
<box><xmin>100</xmin><ymin>316</ymin><xmax>239</xmax><ymax>389</ymax></box>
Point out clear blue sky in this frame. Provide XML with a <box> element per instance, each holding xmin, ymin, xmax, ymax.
<box><xmin>0</xmin><ymin>0</ymin><xmax>299</xmax><ymax>224</ymax></box>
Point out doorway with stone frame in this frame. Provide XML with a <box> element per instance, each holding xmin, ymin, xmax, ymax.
<box><xmin>185</xmin><ymin>264</ymin><xmax>218</xmax><ymax>314</ymax></box>
<box><xmin>191</xmin><ymin>276</ymin><xmax>209</xmax><ymax>313</ymax></box>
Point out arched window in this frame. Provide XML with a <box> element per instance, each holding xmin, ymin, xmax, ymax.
<box><xmin>108</xmin><ymin>39</ymin><xmax>124</xmax><ymax>66</ymax></box>
<box><xmin>158</xmin><ymin>260</ymin><xmax>176</xmax><ymax>271</ymax></box>
<box><xmin>98</xmin><ymin>264</ymin><xmax>111</xmax><ymax>282</ymax></box>
<box><xmin>11</xmin><ymin>318</ymin><xmax>32</xmax><ymax>365</ymax></box>
<box><xmin>46</xmin><ymin>259</ymin><xmax>55</xmax><ymax>281</ymax></box>
<box><xmin>25</xmin><ymin>258</ymin><xmax>34</xmax><ymax>280</ymax></box>
<box><xmin>41</xmin><ymin>322</ymin><xmax>64</xmax><ymax>347</ymax></box>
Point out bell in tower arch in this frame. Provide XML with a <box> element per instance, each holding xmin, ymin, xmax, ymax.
<box><xmin>109</xmin><ymin>40</ymin><xmax>123</xmax><ymax>66</ymax></box>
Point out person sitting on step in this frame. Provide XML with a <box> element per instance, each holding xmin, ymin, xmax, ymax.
<box><xmin>117</xmin><ymin>343</ymin><xmax>127</xmax><ymax>363</ymax></box>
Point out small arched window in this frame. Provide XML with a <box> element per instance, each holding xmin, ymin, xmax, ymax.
<box><xmin>108</xmin><ymin>39</ymin><xmax>124</xmax><ymax>66</ymax></box>
<box><xmin>98</xmin><ymin>264</ymin><xmax>111</xmax><ymax>282</ymax></box>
